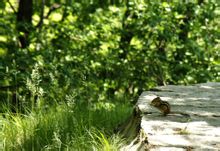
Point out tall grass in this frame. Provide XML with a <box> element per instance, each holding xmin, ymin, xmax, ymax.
<box><xmin>0</xmin><ymin>64</ymin><xmax>133</xmax><ymax>150</ymax></box>
<box><xmin>0</xmin><ymin>102</ymin><xmax>132</xmax><ymax>150</ymax></box>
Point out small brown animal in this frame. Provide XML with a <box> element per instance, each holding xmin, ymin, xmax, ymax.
<box><xmin>150</xmin><ymin>97</ymin><xmax>190</xmax><ymax>117</ymax></box>
<box><xmin>150</xmin><ymin>97</ymin><xmax>170</xmax><ymax>115</ymax></box>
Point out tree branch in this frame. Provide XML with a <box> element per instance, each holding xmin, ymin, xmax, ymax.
<box><xmin>7</xmin><ymin>0</ymin><xmax>17</xmax><ymax>14</ymax></box>
<box><xmin>61</xmin><ymin>0</ymin><xmax>72</xmax><ymax>22</ymax></box>
<box><xmin>36</xmin><ymin>0</ymin><xmax>45</xmax><ymax>28</ymax></box>
<box><xmin>45</xmin><ymin>3</ymin><xmax>61</xmax><ymax>19</ymax></box>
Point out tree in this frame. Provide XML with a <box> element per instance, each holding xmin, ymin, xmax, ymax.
<box><xmin>17</xmin><ymin>0</ymin><xmax>33</xmax><ymax>48</ymax></box>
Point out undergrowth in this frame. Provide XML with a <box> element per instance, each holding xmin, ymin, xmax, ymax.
<box><xmin>0</xmin><ymin>102</ymin><xmax>132</xmax><ymax>150</ymax></box>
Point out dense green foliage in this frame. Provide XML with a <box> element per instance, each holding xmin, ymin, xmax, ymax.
<box><xmin>0</xmin><ymin>0</ymin><xmax>220</xmax><ymax>150</ymax></box>
<box><xmin>0</xmin><ymin>1</ymin><xmax>220</xmax><ymax>109</ymax></box>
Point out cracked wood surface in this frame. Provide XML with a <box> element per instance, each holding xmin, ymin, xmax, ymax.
<box><xmin>125</xmin><ymin>82</ymin><xmax>220</xmax><ymax>151</ymax></box>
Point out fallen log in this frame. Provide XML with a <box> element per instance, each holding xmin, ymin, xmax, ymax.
<box><xmin>120</xmin><ymin>82</ymin><xmax>220</xmax><ymax>150</ymax></box>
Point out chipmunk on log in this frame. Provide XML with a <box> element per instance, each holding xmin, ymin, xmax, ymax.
<box><xmin>150</xmin><ymin>97</ymin><xmax>190</xmax><ymax>117</ymax></box>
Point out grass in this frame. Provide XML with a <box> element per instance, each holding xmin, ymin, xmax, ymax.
<box><xmin>0</xmin><ymin>101</ymin><xmax>132</xmax><ymax>150</ymax></box>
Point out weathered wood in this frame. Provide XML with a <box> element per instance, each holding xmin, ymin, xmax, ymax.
<box><xmin>116</xmin><ymin>107</ymin><xmax>142</xmax><ymax>141</ymax></box>
<box><xmin>122</xmin><ymin>82</ymin><xmax>220</xmax><ymax>150</ymax></box>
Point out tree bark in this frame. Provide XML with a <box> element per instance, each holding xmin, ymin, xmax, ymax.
<box><xmin>36</xmin><ymin>0</ymin><xmax>45</xmax><ymax>28</ymax></box>
<box><xmin>119</xmin><ymin>0</ymin><xmax>133</xmax><ymax>59</ymax></box>
<box><xmin>17</xmin><ymin>0</ymin><xmax>33</xmax><ymax>48</ymax></box>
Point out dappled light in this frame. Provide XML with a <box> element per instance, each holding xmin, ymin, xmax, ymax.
<box><xmin>123</xmin><ymin>83</ymin><xmax>220</xmax><ymax>150</ymax></box>
<box><xmin>0</xmin><ymin>0</ymin><xmax>220</xmax><ymax>150</ymax></box>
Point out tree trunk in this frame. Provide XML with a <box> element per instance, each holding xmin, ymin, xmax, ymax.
<box><xmin>119</xmin><ymin>0</ymin><xmax>133</xmax><ymax>59</ymax></box>
<box><xmin>17</xmin><ymin>0</ymin><xmax>33</xmax><ymax>48</ymax></box>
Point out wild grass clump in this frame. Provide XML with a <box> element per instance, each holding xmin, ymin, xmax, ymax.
<box><xmin>1</xmin><ymin>101</ymin><xmax>132</xmax><ymax>150</ymax></box>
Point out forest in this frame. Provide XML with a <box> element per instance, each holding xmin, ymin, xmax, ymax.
<box><xmin>0</xmin><ymin>0</ymin><xmax>219</xmax><ymax>150</ymax></box>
